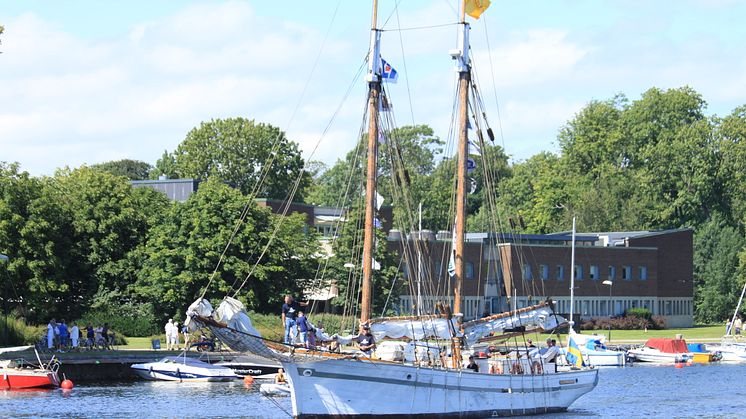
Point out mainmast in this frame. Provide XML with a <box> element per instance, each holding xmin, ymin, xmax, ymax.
<box><xmin>569</xmin><ymin>216</ymin><xmax>576</xmax><ymax>331</ymax></box>
<box><xmin>360</xmin><ymin>0</ymin><xmax>381</xmax><ymax>324</ymax></box>
<box><xmin>453</xmin><ymin>1</ymin><xmax>471</xmax><ymax>317</ymax></box>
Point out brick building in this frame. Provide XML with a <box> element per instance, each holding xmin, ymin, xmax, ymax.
<box><xmin>393</xmin><ymin>229</ymin><xmax>693</xmax><ymax>327</ymax></box>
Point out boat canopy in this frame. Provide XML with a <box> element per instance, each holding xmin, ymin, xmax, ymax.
<box><xmin>644</xmin><ymin>338</ymin><xmax>688</xmax><ymax>353</ymax></box>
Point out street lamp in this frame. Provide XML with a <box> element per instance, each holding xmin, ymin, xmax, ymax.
<box><xmin>602</xmin><ymin>280</ymin><xmax>613</xmax><ymax>342</ymax></box>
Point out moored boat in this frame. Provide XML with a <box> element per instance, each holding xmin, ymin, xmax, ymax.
<box><xmin>627</xmin><ymin>338</ymin><xmax>692</xmax><ymax>363</ymax></box>
<box><xmin>259</xmin><ymin>382</ymin><xmax>291</xmax><ymax>397</ymax></box>
<box><xmin>215</xmin><ymin>354</ymin><xmax>281</xmax><ymax>379</ymax></box>
<box><xmin>562</xmin><ymin>332</ymin><xmax>626</xmax><ymax>367</ymax></box>
<box><xmin>131</xmin><ymin>355</ymin><xmax>238</xmax><ymax>382</ymax></box>
<box><xmin>0</xmin><ymin>351</ymin><xmax>60</xmax><ymax>390</ymax></box>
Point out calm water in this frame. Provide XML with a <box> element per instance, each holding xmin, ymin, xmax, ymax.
<box><xmin>3</xmin><ymin>363</ymin><xmax>745</xmax><ymax>418</ymax></box>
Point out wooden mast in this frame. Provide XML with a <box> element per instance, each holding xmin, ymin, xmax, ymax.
<box><xmin>454</xmin><ymin>0</ymin><xmax>470</xmax><ymax>318</ymax></box>
<box><xmin>452</xmin><ymin>0</ymin><xmax>471</xmax><ymax>368</ymax></box>
<box><xmin>360</xmin><ymin>0</ymin><xmax>381</xmax><ymax>325</ymax></box>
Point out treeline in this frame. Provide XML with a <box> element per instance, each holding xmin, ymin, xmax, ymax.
<box><xmin>1</xmin><ymin>87</ymin><xmax>745</xmax><ymax>335</ymax></box>
<box><xmin>0</xmin><ymin>119</ymin><xmax>319</xmax><ymax>337</ymax></box>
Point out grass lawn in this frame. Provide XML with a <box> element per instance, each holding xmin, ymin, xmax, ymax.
<box><xmin>578</xmin><ymin>324</ymin><xmax>725</xmax><ymax>343</ymax></box>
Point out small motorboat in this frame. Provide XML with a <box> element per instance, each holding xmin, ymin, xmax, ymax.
<box><xmin>627</xmin><ymin>338</ymin><xmax>692</xmax><ymax>363</ymax></box>
<box><xmin>131</xmin><ymin>355</ymin><xmax>238</xmax><ymax>382</ymax></box>
<box><xmin>562</xmin><ymin>331</ymin><xmax>626</xmax><ymax>367</ymax></box>
<box><xmin>0</xmin><ymin>351</ymin><xmax>61</xmax><ymax>389</ymax></box>
<box><xmin>215</xmin><ymin>354</ymin><xmax>281</xmax><ymax>379</ymax></box>
<box><xmin>259</xmin><ymin>382</ymin><xmax>291</xmax><ymax>397</ymax></box>
<box><xmin>705</xmin><ymin>336</ymin><xmax>746</xmax><ymax>362</ymax></box>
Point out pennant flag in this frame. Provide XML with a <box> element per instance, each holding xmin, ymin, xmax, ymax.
<box><xmin>464</xmin><ymin>0</ymin><xmax>491</xmax><ymax>19</ymax></box>
<box><xmin>466</xmin><ymin>157</ymin><xmax>476</xmax><ymax>174</ymax></box>
<box><xmin>448</xmin><ymin>220</ymin><xmax>457</xmax><ymax>278</ymax></box>
<box><xmin>372</xmin><ymin>258</ymin><xmax>381</xmax><ymax>270</ymax></box>
<box><xmin>566</xmin><ymin>336</ymin><xmax>585</xmax><ymax>368</ymax></box>
<box><xmin>375</xmin><ymin>191</ymin><xmax>384</xmax><ymax>210</ymax></box>
<box><xmin>381</xmin><ymin>58</ymin><xmax>398</xmax><ymax>83</ymax></box>
<box><xmin>469</xmin><ymin>140</ymin><xmax>481</xmax><ymax>156</ymax></box>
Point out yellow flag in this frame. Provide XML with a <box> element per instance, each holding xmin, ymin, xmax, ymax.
<box><xmin>464</xmin><ymin>0</ymin><xmax>491</xmax><ymax>19</ymax></box>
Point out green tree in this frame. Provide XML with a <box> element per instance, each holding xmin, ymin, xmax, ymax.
<box><xmin>92</xmin><ymin>159</ymin><xmax>153</xmax><ymax>180</ymax></box>
<box><xmin>716</xmin><ymin>105</ymin><xmax>746</xmax><ymax>231</ymax></box>
<box><xmin>159</xmin><ymin>118</ymin><xmax>310</xmax><ymax>200</ymax></box>
<box><xmin>694</xmin><ymin>214</ymin><xmax>746</xmax><ymax>323</ymax></box>
<box><xmin>134</xmin><ymin>179</ymin><xmax>319</xmax><ymax>321</ymax></box>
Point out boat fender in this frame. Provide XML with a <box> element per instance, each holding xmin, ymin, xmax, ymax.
<box><xmin>61</xmin><ymin>379</ymin><xmax>74</xmax><ymax>390</ymax></box>
<box><xmin>243</xmin><ymin>375</ymin><xmax>254</xmax><ymax>385</ymax></box>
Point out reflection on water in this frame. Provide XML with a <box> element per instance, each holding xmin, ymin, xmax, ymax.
<box><xmin>3</xmin><ymin>363</ymin><xmax>746</xmax><ymax>418</ymax></box>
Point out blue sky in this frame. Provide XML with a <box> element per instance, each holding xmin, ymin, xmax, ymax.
<box><xmin>2</xmin><ymin>1</ymin><xmax>745</xmax><ymax>175</ymax></box>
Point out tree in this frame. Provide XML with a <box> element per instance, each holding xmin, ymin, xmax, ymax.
<box><xmin>159</xmin><ymin>118</ymin><xmax>310</xmax><ymax>200</ymax></box>
<box><xmin>694</xmin><ymin>214</ymin><xmax>746</xmax><ymax>323</ymax></box>
<box><xmin>133</xmin><ymin>179</ymin><xmax>320</xmax><ymax>321</ymax></box>
<box><xmin>716</xmin><ymin>105</ymin><xmax>746</xmax><ymax>231</ymax></box>
<box><xmin>92</xmin><ymin>159</ymin><xmax>153</xmax><ymax>180</ymax></box>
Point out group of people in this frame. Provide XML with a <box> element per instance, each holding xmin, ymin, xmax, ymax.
<box><xmin>726</xmin><ymin>316</ymin><xmax>744</xmax><ymax>335</ymax></box>
<box><xmin>164</xmin><ymin>319</ymin><xmax>191</xmax><ymax>350</ymax></box>
<box><xmin>280</xmin><ymin>295</ymin><xmax>376</xmax><ymax>355</ymax></box>
<box><xmin>281</xmin><ymin>295</ymin><xmax>318</xmax><ymax>348</ymax></box>
<box><xmin>45</xmin><ymin>319</ymin><xmax>112</xmax><ymax>351</ymax></box>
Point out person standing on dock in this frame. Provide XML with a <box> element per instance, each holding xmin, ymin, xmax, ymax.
<box><xmin>70</xmin><ymin>323</ymin><xmax>80</xmax><ymax>350</ymax></box>
<box><xmin>182</xmin><ymin>324</ymin><xmax>191</xmax><ymax>349</ymax></box>
<box><xmin>165</xmin><ymin>319</ymin><xmax>175</xmax><ymax>350</ymax></box>
<box><xmin>58</xmin><ymin>320</ymin><xmax>69</xmax><ymax>349</ymax></box>
<box><xmin>735</xmin><ymin>317</ymin><xmax>742</xmax><ymax>335</ymax></box>
<box><xmin>172</xmin><ymin>321</ymin><xmax>180</xmax><ymax>350</ymax></box>
<box><xmin>46</xmin><ymin>319</ymin><xmax>56</xmax><ymax>350</ymax></box>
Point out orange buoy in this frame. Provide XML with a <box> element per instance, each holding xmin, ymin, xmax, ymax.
<box><xmin>675</xmin><ymin>363</ymin><xmax>684</xmax><ymax>369</ymax></box>
<box><xmin>243</xmin><ymin>375</ymin><xmax>254</xmax><ymax>385</ymax></box>
<box><xmin>61</xmin><ymin>379</ymin><xmax>74</xmax><ymax>390</ymax></box>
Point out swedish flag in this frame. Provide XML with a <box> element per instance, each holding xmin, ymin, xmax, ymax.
<box><xmin>566</xmin><ymin>336</ymin><xmax>585</xmax><ymax>367</ymax></box>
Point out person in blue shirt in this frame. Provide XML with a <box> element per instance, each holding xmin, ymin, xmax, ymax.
<box><xmin>355</xmin><ymin>323</ymin><xmax>376</xmax><ymax>356</ymax></box>
<box><xmin>58</xmin><ymin>320</ymin><xmax>69</xmax><ymax>349</ymax></box>
<box><xmin>281</xmin><ymin>295</ymin><xmax>308</xmax><ymax>344</ymax></box>
<box><xmin>296</xmin><ymin>312</ymin><xmax>309</xmax><ymax>346</ymax></box>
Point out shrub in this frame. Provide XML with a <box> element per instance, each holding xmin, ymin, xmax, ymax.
<box><xmin>0</xmin><ymin>315</ymin><xmax>44</xmax><ymax>346</ymax></box>
<box><xmin>78</xmin><ymin>307</ymin><xmax>159</xmax><ymax>338</ymax></box>
<box><xmin>625</xmin><ymin>307</ymin><xmax>652</xmax><ymax>320</ymax></box>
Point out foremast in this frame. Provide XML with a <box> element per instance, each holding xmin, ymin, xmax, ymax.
<box><xmin>452</xmin><ymin>0</ymin><xmax>471</xmax><ymax>367</ymax></box>
<box><xmin>361</xmin><ymin>0</ymin><xmax>381</xmax><ymax>325</ymax></box>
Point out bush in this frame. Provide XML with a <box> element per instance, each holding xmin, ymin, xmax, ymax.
<box><xmin>78</xmin><ymin>308</ymin><xmax>159</xmax><ymax>338</ymax></box>
<box><xmin>625</xmin><ymin>307</ymin><xmax>652</xmax><ymax>320</ymax></box>
<box><xmin>579</xmin><ymin>312</ymin><xmax>665</xmax><ymax>331</ymax></box>
<box><xmin>0</xmin><ymin>315</ymin><xmax>44</xmax><ymax>346</ymax></box>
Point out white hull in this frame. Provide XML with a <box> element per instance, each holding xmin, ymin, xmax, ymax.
<box><xmin>131</xmin><ymin>356</ymin><xmax>238</xmax><ymax>382</ymax></box>
<box><xmin>705</xmin><ymin>343</ymin><xmax>746</xmax><ymax>362</ymax></box>
<box><xmin>283</xmin><ymin>358</ymin><xmax>598</xmax><ymax>417</ymax></box>
<box><xmin>626</xmin><ymin>349</ymin><xmax>690</xmax><ymax>363</ymax></box>
<box><xmin>260</xmin><ymin>383</ymin><xmax>291</xmax><ymax>397</ymax></box>
<box><xmin>586</xmin><ymin>351</ymin><xmax>626</xmax><ymax>367</ymax></box>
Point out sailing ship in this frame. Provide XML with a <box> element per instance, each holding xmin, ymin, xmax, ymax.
<box><xmin>187</xmin><ymin>0</ymin><xmax>598</xmax><ymax>416</ymax></box>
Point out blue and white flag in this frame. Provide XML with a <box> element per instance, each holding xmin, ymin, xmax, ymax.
<box><xmin>469</xmin><ymin>140</ymin><xmax>481</xmax><ymax>156</ymax></box>
<box><xmin>381</xmin><ymin>58</ymin><xmax>398</xmax><ymax>83</ymax></box>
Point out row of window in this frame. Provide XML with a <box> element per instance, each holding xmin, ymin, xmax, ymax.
<box><xmin>523</xmin><ymin>264</ymin><xmax>648</xmax><ymax>281</ymax></box>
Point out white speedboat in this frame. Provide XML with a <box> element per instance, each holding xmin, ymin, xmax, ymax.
<box><xmin>131</xmin><ymin>355</ymin><xmax>238</xmax><ymax>382</ymax></box>
<box><xmin>627</xmin><ymin>338</ymin><xmax>692</xmax><ymax>363</ymax></box>
<box><xmin>705</xmin><ymin>336</ymin><xmax>746</xmax><ymax>362</ymax></box>
<box><xmin>215</xmin><ymin>354</ymin><xmax>281</xmax><ymax>379</ymax></box>
<box><xmin>565</xmin><ymin>331</ymin><xmax>626</xmax><ymax>367</ymax></box>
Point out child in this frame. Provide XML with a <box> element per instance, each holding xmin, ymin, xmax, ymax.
<box><xmin>296</xmin><ymin>312</ymin><xmax>309</xmax><ymax>346</ymax></box>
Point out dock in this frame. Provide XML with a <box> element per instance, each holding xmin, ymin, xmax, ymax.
<box><xmin>0</xmin><ymin>349</ymin><xmax>242</xmax><ymax>382</ymax></box>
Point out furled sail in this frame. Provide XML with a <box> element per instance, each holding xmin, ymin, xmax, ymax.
<box><xmin>461</xmin><ymin>301</ymin><xmax>566</xmax><ymax>346</ymax></box>
<box><xmin>186</xmin><ymin>297</ymin><xmax>288</xmax><ymax>361</ymax></box>
<box><xmin>368</xmin><ymin>315</ymin><xmax>460</xmax><ymax>341</ymax></box>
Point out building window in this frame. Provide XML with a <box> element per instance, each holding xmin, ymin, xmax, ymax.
<box><xmin>622</xmin><ymin>265</ymin><xmax>632</xmax><ymax>281</ymax></box>
<box><xmin>639</xmin><ymin>266</ymin><xmax>648</xmax><ymax>280</ymax></box>
<box><xmin>465</xmin><ymin>262</ymin><xmax>475</xmax><ymax>279</ymax></box>
<box><xmin>523</xmin><ymin>265</ymin><xmax>533</xmax><ymax>280</ymax></box>
<box><xmin>589</xmin><ymin>265</ymin><xmax>599</xmax><ymax>280</ymax></box>
<box><xmin>556</xmin><ymin>265</ymin><xmax>564</xmax><ymax>281</ymax></box>
<box><xmin>574</xmin><ymin>264</ymin><xmax>583</xmax><ymax>280</ymax></box>
<box><xmin>608</xmin><ymin>265</ymin><xmax>616</xmax><ymax>280</ymax></box>
<box><xmin>540</xmin><ymin>264</ymin><xmax>549</xmax><ymax>280</ymax></box>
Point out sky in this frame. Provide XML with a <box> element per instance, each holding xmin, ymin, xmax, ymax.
<box><xmin>2</xmin><ymin>0</ymin><xmax>745</xmax><ymax>176</ymax></box>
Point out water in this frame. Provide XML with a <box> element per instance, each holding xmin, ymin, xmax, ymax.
<box><xmin>3</xmin><ymin>363</ymin><xmax>745</xmax><ymax>418</ymax></box>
